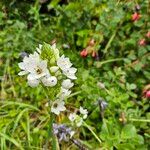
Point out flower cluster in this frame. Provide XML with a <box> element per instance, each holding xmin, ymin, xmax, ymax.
<box><xmin>69</xmin><ymin>107</ymin><xmax>88</xmax><ymax>127</ymax></box>
<box><xmin>18</xmin><ymin>43</ymin><xmax>77</xmax><ymax>115</ymax></box>
<box><xmin>53</xmin><ymin>123</ymin><xmax>75</xmax><ymax>141</ymax></box>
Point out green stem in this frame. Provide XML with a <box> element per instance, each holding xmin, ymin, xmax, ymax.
<box><xmin>67</xmin><ymin>91</ymin><xmax>81</xmax><ymax>98</ymax></box>
<box><xmin>103</xmin><ymin>30</ymin><xmax>117</xmax><ymax>54</ymax></box>
<box><xmin>42</xmin><ymin>86</ymin><xmax>56</xmax><ymax>150</ymax></box>
<box><xmin>49</xmin><ymin>112</ymin><xmax>56</xmax><ymax>150</ymax></box>
<box><xmin>129</xmin><ymin>118</ymin><xmax>150</xmax><ymax>123</ymax></box>
<box><xmin>96</xmin><ymin>58</ymin><xmax>124</xmax><ymax>68</ymax></box>
<box><xmin>83</xmin><ymin>122</ymin><xmax>102</xmax><ymax>144</ymax></box>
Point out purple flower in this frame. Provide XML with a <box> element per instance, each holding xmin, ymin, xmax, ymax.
<box><xmin>53</xmin><ymin>124</ymin><xmax>75</xmax><ymax>142</ymax></box>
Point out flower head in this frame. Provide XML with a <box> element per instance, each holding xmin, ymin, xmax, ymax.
<box><xmin>53</xmin><ymin>124</ymin><xmax>75</xmax><ymax>141</ymax></box>
<box><xmin>18</xmin><ymin>52</ymin><xmax>50</xmax><ymax>87</ymax></box>
<box><xmin>18</xmin><ymin>43</ymin><xmax>77</xmax><ymax>116</ymax></box>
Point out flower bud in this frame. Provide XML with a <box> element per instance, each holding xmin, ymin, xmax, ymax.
<box><xmin>50</xmin><ymin>66</ymin><xmax>59</xmax><ymax>73</ymax></box>
<box><xmin>145</xmin><ymin>90</ymin><xmax>150</xmax><ymax>98</ymax></box>
<box><xmin>138</xmin><ymin>39</ymin><xmax>146</xmax><ymax>46</ymax></box>
<box><xmin>42</xmin><ymin>76</ymin><xmax>57</xmax><ymax>87</ymax></box>
<box><xmin>88</xmin><ymin>39</ymin><xmax>95</xmax><ymax>46</ymax></box>
<box><xmin>80</xmin><ymin>49</ymin><xmax>88</xmax><ymax>57</ymax></box>
<box><xmin>131</xmin><ymin>12</ymin><xmax>140</xmax><ymax>21</ymax></box>
<box><xmin>62</xmin><ymin>79</ymin><xmax>74</xmax><ymax>89</ymax></box>
<box><xmin>146</xmin><ymin>31</ymin><xmax>150</xmax><ymax>38</ymax></box>
<box><xmin>92</xmin><ymin>51</ymin><xmax>97</xmax><ymax>58</ymax></box>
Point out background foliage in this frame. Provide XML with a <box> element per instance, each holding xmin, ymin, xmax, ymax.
<box><xmin>0</xmin><ymin>0</ymin><xmax>150</xmax><ymax>149</ymax></box>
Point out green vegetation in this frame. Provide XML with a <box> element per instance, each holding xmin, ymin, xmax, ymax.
<box><xmin>0</xmin><ymin>0</ymin><xmax>150</xmax><ymax>149</ymax></box>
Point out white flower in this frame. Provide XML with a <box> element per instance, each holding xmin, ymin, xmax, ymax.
<box><xmin>18</xmin><ymin>52</ymin><xmax>40</xmax><ymax>76</ymax></box>
<box><xmin>62</xmin><ymin>79</ymin><xmax>74</xmax><ymax>89</ymax></box>
<box><xmin>51</xmin><ymin>99</ymin><xmax>66</xmax><ymax>115</ymax></box>
<box><xmin>79</xmin><ymin>107</ymin><xmax>88</xmax><ymax>119</ymax></box>
<box><xmin>63</xmin><ymin>67</ymin><xmax>77</xmax><ymax>80</ymax></box>
<box><xmin>42</xmin><ymin>76</ymin><xmax>57</xmax><ymax>87</ymax></box>
<box><xmin>69</xmin><ymin>113</ymin><xmax>84</xmax><ymax>127</ymax></box>
<box><xmin>27</xmin><ymin>60</ymin><xmax>48</xmax><ymax>80</ymax></box>
<box><xmin>50</xmin><ymin>66</ymin><xmax>59</xmax><ymax>73</ymax></box>
<box><xmin>18</xmin><ymin>52</ymin><xmax>48</xmax><ymax>80</ymax></box>
<box><xmin>58</xmin><ymin>88</ymin><xmax>71</xmax><ymax>100</ymax></box>
<box><xmin>57</xmin><ymin>55</ymin><xmax>72</xmax><ymax>71</ymax></box>
<box><xmin>69</xmin><ymin>113</ymin><xmax>77</xmax><ymax>122</ymax></box>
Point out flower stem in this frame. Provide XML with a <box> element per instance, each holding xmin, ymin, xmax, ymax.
<box><xmin>129</xmin><ymin>118</ymin><xmax>150</xmax><ymax>122</ymax></box>
<box><xmin>42</xmin><ymin>86</ymin><xmax>56</xmax><ymax>150</ymax></box>
<box><xmin>96</xmin><ymin>58</ymin><xmax>124</xmax><ymax>68</ymax></box>
<box><xmin>83</xmin><ymin>122</ymin><xmax>102</xmax><ymax>144</ymax></box>
<box><xmin>49</xmin><ymin>112</ymin><xmax>56</xmax><ymax>150</ymax></box>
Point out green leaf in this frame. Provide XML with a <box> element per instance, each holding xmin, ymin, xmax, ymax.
<box><xmin>121</xmin><ymin>124</ymin><xmax>137</xmax><ymax>139</ymax></box>
<box><xmin>0</xmin><ymin>132</ymin><xmax>23</xmax><ymax>150</ymax></box>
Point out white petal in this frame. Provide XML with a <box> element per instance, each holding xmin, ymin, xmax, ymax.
<box><xmin>18</xmin><ymin>62</ymin><xmax>25</xmax><ymax>70</ymax></box>
<box><xmin>18</xmin><ymin>71</ymin><xmax>28</xmax><ymax>76</ymax></box>
<box><xmin>42</xmin><ymin>76</ymin><xmax>57</xmax><ymax>87</ymax></box>
<box><xmin>36</xmin><ymin>48</ymin><xmax>41</xmax><ymax>54</ymax></box>
<box><xmin>69</xmin><ymin>67</ymin><xmax>77</xmax><ymax>73</ymax></box>
<box><xmin>28</xmin><ymin>79</ymin><xmax>39</xmax><ymax>87</ymax></box>
<box><xmin>69</xmin><ymin>113</ymin><xmax>77</xmax><ymax>122</ymax></box>
<box><xmin>62</xmin><ymin>79</ymin><xmax>74</xmax><ymax>89</ymax></box>
<box><xmin>27</xmin><ymin>74</ymin><xmax>36</xmax><ymax>80</ymax></box>
<box><xmin>51</xmin><ymin>108</ymin><xmax>60</xmax><ymax>115</ymax></box>
<box><xmin>79</xmin><ymin>106</ymin><xmax>88</xmax><ymax>115</ymax></box>
<box><xmin>38</xmin><ymin>60</ymin><xmax>47</xmax><ymax>71</ymax></box>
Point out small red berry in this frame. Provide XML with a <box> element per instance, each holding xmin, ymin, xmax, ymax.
<box><xmin>146</xmin><ymin>31</ymin><xmax>150</xmax><ymax>38</ymax></box>
<box><xmin>80</xmin><ymin>49</ymin><xmax>88</xmax><ymax>57</ymax></box>
<box><xmin>138</xmin><ymin>39</ymin><xmax>146</xmax><ymax>46</ymax></box>
<box><xmin>145</xmin><ymin>90</ymin><xmax>150</xmax><ymax>98</ymax></box>
<box><xmin>131</xmin><ymin>12</ymin><xmax>140</xmax><ymax>21</ymax></box>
